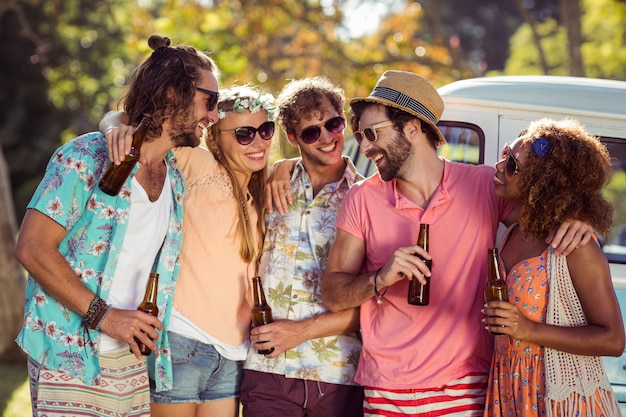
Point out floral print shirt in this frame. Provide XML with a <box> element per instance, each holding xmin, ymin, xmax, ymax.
<box><xmin>15</xmin><ymin>132</ymin><xmax>184</xmax><ymax>391</ymax></box>
<box><xmin>244</xmin><ymin>157</ymin><xmax>363</xmax><ymax>385</ymax></box>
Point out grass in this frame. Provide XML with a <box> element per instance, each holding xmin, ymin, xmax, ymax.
<box><xmin>0</xmin><ymin>360</ymin><xmax>30</xmax><ymax>417</ymax></box>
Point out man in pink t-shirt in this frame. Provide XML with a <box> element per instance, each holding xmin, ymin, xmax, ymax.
<box><xmin>322</xmin><ymin>70</ymin><xmax>592</xmax><ymax>417</ymax></box>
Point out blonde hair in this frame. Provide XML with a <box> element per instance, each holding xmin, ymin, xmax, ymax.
<box><xmin>204</xmin><ymin>84</ymin><xmax>274</xmax><ymax>263</ymax></box>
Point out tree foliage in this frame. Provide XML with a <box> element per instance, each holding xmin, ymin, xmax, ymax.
<box><xmin>499</xmin><ymin>0</ymin><xmax>626</xmax><ymax>79</ymax></box>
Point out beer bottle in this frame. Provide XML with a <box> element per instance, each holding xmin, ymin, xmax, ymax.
<box><xmin>485</xmin><ymin>248</ymin><xmax>508</xmax><ymax>335</ymax></box>
<box><xmin>134</xmin><ymin>272</ymin><xmax>159</xmax><ymax>355</ymax></box>
<box><xmin>408</xmin><ymin>223</ymin><xmax>432</xmax><ymax>306</ymax></box>
<box><xmin>99</xmin><ymin>117</ymin><xmax>152</xmax><ymax>196</ymax></box>
<box><xmin>251</xmin><ymin>276</ymin><xmax>274</xmax><ymax>354</ymax></box>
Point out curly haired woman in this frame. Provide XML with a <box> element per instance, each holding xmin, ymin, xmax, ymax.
<box><xmin>483</xmin><ymin>118</ymin><xmax>624</xmax><ymax>417</ymax></box>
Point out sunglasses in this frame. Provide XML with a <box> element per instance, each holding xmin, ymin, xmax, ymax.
<box><xmin>222</xmin><ymin>121</ymin><xmax>275</xmax><ymax>145</ymax></box>
<box><xmin>195</xmin><ymin>86</ymin><xmax>219</xmax><ymax>112</ymax></box>
<box><xmin>353</xmin><ymin>120</ymin><xmax>394</xmax><ymax>144</ymax></box>
<box><xmin>502</xmin><ymin>146</ymin><xmax>523</xmax><ymax>176</ymax></box>
<box><xmin>297</xmin><ymin>116</ymin><xmax>346</xmax><ymax>144</ymax></box>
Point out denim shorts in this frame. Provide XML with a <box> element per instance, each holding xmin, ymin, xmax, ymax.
<box><xmin>150</xmin><ymin>331</ymin><xmax>243</xmax><ymax>403</ymax></box>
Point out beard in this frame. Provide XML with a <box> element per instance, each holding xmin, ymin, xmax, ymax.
<box><xmin>169</xmin><ymin>116</ymin><xmax>202</xmax><ymax>148</ymax></box>
<box><xmin>377</xmin><ymin>132</ymin><xmax>412</xmax><ymax>181</ymax></box>
<box><xmin>170</xmin><ymin>130</ymin><xmax>200</xmax><ymax>148</ymax></box>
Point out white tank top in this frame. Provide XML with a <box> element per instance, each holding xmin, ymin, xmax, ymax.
<box><xmin>100</xmin><ymin>171</ymin><xmax>172</xmax><ymax>353</ymax></box>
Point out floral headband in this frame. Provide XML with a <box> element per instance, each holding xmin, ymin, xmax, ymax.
<box><xmin>532</xmin><ymin>137</ymin><xmax>551</xmax><ymax>157</ymax></box>
<box><xmin>218</xmin><ymin>93</ymin><xmax>276</xmax><ymax>120</ymax></box>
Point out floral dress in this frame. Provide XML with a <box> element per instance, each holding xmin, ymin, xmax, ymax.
<box><xmin>484</xmin><ymin>238</ymin><xmax>616</xmax><ymax>417</ymax></box>
<box><xmin>484</xmin><ymin>246</ymin><xmax>550</xmax><ymax>417</ymax></box>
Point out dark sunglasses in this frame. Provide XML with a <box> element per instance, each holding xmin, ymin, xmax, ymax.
<box><xmin>297</xmin><ymin>116</ymin><xmax>346</xmax><ymax>144</ymax></box>
<box><xmin>195</xmin><ymin>86</ymin><xmax>219</xmax><ymax>112</ymax></box>
<box><xmin>353</xmin><ymin>120</ymin><xmax>394</xmax><ymax>144</ymax></box>
<box><xmin>502</xmin><ymin>146</ymin><xmax>523</xmax><ymax>176</ymax></box>
<box><xmin>222</xmin><ymin>121</ymin><xmax>275</xmax><ymax>145</ymax></box>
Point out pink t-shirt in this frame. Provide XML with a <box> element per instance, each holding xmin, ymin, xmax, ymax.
<box><xmin>336</xmin><ymin>159</ymin><xmax>512</xmax><ymax>389</ymax></box>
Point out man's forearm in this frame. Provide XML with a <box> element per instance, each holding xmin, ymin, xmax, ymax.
<box><xmin>301</xmin><ymin>307</ymin><xmax>360</xmax><ymax>340</ymax></box>
<box><xmin>322</xmin><ymin>270</ymin><xmax>376</xmax><ymax>312</ymax></box>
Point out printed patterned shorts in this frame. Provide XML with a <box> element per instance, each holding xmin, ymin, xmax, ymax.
<box><xmin>28</xmin><ymin>351</ymin><xmax>150</xmax><ymax>417</ymax></box>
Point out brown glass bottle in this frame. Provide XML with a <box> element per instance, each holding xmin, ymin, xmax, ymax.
<box><xmin>408</xmin><ymin>223</ymin><xmax>432</xmax><ymax>306</ymax></box>
<box><xmin>99</xmin><ymin>117</ymin><xmax>152</xmax><ymax>196</ymax></box>
<box><xmin>251</xmin><ymin>276</ymin><xmax>274</xmax><ymax>354</ymax></box>
<box><xmin>485</xmin><ymin>248</ymin><xmax>508</xmax><ymax>335</ymax></box>
<box><xmin>134</xmin><ymin>272</ymin><xmax>159</xmax><ymax>355</ymax></box>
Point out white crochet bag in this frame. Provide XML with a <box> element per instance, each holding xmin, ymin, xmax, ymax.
<box><xmin>545</xmin><ymin>247</ymin><xmax>622</xmax><ymax>417</ymax></box>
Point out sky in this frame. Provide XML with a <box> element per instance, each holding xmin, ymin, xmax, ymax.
<box><xmin>342</xmin><ymin>0</ymin><xmax>391</xmax><ymax>38</ymax></box>
<box><xmin>323</xmin><ymin>0</ymin><xmax>404</xmax><ymax>40</ymax></box>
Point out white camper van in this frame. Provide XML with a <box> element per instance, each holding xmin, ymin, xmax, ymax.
<box><xmin>344</xmin><ymin>75</ymin><xmax>626</xmax><ymax>409</ymax></box>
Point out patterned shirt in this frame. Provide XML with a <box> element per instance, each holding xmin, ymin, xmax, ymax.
<box><xmin>244</xmin><ymin>157</ymin><xmax>363</xmax><ymax>385</ymax></box>
<box><xmin>15</xmin><ymin>132</ymin><xmax>185</xmax><ymax>391</ymax></box>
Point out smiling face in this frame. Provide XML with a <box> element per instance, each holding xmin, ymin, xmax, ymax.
<box><xmin>289</xmin><ymin>97</ymin><xmax>345</xmax><ymax>170</ymax></box>
<box><xmin>356</xmin><ymin>105</ymin><xmax>412</xmax><ymax>181</ymax></box>
<box><xmin>493</xmin><ymin>137</ymin><xmax>529</xmax><ymax>205</ymax></box>
<box><xmin>193</xmin><ymin>69</ymin><xmax>220</xmax><ymax>139</ymax></box>
<box><xmin>168</xmin><ymin>68</ymin><xmax>220</xmax><ymax>148</ymax></box>
<box><xmin>218</xmin><ymin>110</ymin><xmax>272</xmax><ymax>186</ymax></box>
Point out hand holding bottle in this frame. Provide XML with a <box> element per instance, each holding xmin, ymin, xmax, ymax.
<box><xmin>101</xmin><ymin>110</ymin><xmax>142</xmax><ymax>166</ymax></box>
<box><xmin>97</xmin><ymin>307</ymin><xmax>162</xmax><ymax>359</ymax></box>
<box><xmin>482</xmin><ymin>300</ymin><xmax>537</xmax><ymax>341</ymax></box>
<box><xmin>375</xmin><ymin>243</ymin><xmax>431</xmax><ymax>290</ymax></box>
<box><xmin>105</xmin><ymin>123</ymin><xmax>138</xmax><ymax>165</ymax></box>
<box><xmin>99</xmin><ymin>117</ymin><xmax>152</xmax><ymax>195</ymax></box>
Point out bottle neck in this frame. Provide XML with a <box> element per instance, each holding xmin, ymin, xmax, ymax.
<box><xmin>131</xmin><ymin>117</ymin><xmax>152</xmax><ymax>153</ymax></box>
<box><xmin>142</xmin><ymin>273</ymin><xmax>159</xmax><ymax>304</ymax></box>
<box><xmin>417</xmin><ymin>224</ymin><xmax>429</xmax><ymax>250</ymax></box>
<box><xmin>252</xmin><ymin>277</ymin><xmax>266</xmax><ymax>305</ymax></box>
<box><xmin>487</xmin><ymin>250</ymin><xmax>502</xmax><ymax>281</ymax></box>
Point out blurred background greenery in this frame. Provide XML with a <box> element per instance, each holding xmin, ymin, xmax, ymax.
<box><xmin>1</xmin><ymin>0</ymin><xmax>625</xmax><ymax>415</ymax></box>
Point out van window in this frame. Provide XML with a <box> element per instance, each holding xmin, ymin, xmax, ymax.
<box><xmin>600</xmin><ymin>137</ymin><xmax>626</xmax><ymax>264</ymax></box>
<box><xmin>436</xmin><ymin>121</ymin><xmax>485</xmax><ymax>165</ymax></box>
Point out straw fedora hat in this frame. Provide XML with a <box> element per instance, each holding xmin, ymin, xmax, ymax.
<box><xmin>349</xmin><ymin>70</ymin><xmax>446</xmax><ymax>146</ymax></box>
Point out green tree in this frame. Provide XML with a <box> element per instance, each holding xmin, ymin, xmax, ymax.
<box><xmin>498</xmin><ymin>0</ymin><xmax>626</xmax><ymax>80</ymax></box>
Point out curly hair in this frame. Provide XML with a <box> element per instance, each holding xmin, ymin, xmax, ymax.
<box><xmin>516</xmin><ymin>118</ymin><xmax>613</xmax><ymax>239</ymax></box>
<box><xmin>275</xmin><ymin>76</ymin><xmax>345</xmax><ymax>135</ymax></box>
<box><xmin>204</xmin><ymin>84</ymin><xmax>275</xmax><ymax>264</ymax></box>
<box><xmin>121</xmin><ymin>35</ymin><xmax>219</xmax><ymax>140</ymax></box>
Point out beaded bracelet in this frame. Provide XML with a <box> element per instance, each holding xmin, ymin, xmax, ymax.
<box><xmin>373</xmin><ymin>268</ymin><xmax>388</xmax><ymax>304</ymax></box>
<box><xmin>83</xmin><ymin>295</ymin><xmax>110</xmax><ymax>330</ymax></box>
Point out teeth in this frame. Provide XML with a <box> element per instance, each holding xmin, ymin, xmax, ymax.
<box><xmin>247</xmin><ymin>152</ymin><xmax>265</xmax><ymax>158</ymax></box>
<box><xmin>320</xmin><ymin>142</ymin><xmax>336</xmax><ymax>152</ymax></box>
<box><xmin>371</xmin><ymin>154</ymin><xmax>383</xmax><ymax>162</ymax></box>
<box><xmin>494</xmin><ymin>176</ymin><xmax>504</xmax><ymax>185</ymax></box>
<box><xmin>198</xmin><ymin>123</ymin><xmax>209</xmax><ymax>135</ymax></box>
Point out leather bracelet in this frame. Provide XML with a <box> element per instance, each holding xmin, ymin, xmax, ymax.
<box><xmin>95</xmin><ymin>304</ymin><xmax>112</xmax><ymax>331</ymax></box>
<box><xmin>83</xmin><ymin>296</ymin><xmax>109</xmax><ymax>330</ymax></box>
<box><xmin>373</xmin><ymin>268</ymin><xmax>388</xmax><ymax>304</ymax></box>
